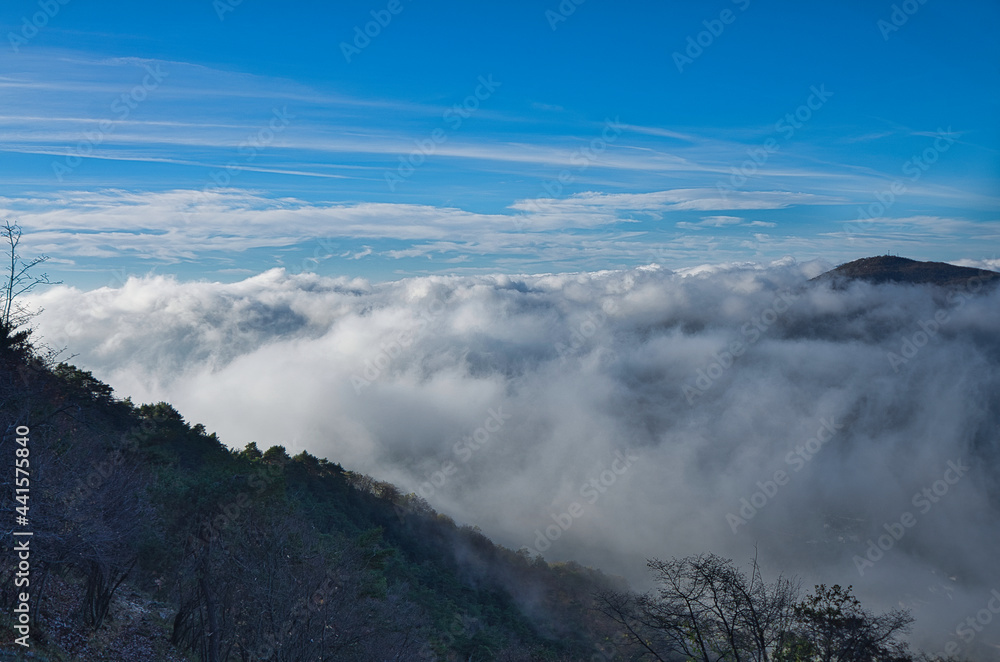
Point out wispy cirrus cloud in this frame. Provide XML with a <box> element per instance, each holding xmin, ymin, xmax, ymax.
<box><xmin>676</xmin><ymin>215</ymin><xmax>777</xmax><ymax>230</ymax></box>
<box><xmin>2</xmin><ymin>47</ymin><xmax>997</xmax><ymax>281</ymax></box>
<box><xmin>5</xmin><ymin>49</ymin><xmax>987</xmax><ymax>207</ymax></box>
<box><xmin>828</xmin><ymin>215</ymin><xmax>1000</xmax><ymax>243</ymax></box>
<box><xmin>511</xmin><ymin>189</ymin><xmax>844</xmax><ymax>215</ymax></box>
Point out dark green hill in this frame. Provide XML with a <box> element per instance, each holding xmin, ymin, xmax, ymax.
<box><xmin>812</xmin><ymin>255</ymin><xmax>1000</xmax><ymax>287</ymax></box>
<box><xmin>0</xmin><ymin>339</ymin><xmax>623</xmax><ymax>661</ymax></box>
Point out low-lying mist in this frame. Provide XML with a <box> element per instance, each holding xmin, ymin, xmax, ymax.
<box><xmin>33</xmin><ymin>259</ymin><xmax>1000</xmax><ymax>655</ymax></box>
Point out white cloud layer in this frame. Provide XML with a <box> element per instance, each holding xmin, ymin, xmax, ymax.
<box><xmin>2</xmin><ymin>189</ymin><xmax>996</xmax><ymax>279</ymax></box>
<box><xmin>31</xmin><ymin>261</ymin><xmax>1000</xmax><ymax>654</ymax></box>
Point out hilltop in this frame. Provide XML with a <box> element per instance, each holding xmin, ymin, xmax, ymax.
<box><xmin>812</xmin><ymin>255</ymin><xmax>1000</xmax><ymax>287</ymax></box>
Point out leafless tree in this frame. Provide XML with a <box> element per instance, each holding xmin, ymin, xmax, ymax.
<box><xmin>597</xmin><ymin>555</ymin><xmax>920</xmax><ymax>662</ymax></box>
<box><xmin>170</xmin><ymin>489</ymin><xmax>428</xmax><ymax>662</ymax></box>
<box><xmin>1</xmin><ymin>220</ymin><xmax>58</xmax><ymax>342</ymax></box>
<box><xmin>597</xmin><ymin>553</ymin><xmax>798</xmax><ymax>662</ymax></box>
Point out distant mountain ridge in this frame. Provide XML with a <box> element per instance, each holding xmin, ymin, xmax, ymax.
<box><xmin>813</xmin><ymin>255</ymin><xmax>1000</xmax><ymax>287</ymax></box>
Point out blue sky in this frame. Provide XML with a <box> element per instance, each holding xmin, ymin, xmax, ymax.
<box><xmin>1</xmin><ymin>0</ymin><xmax>998</xmax><ymax>287</ymax></box>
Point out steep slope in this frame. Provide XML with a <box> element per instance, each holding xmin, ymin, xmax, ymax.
<box><xmin>0</xmin><ymin>339</ymin><xmax>624</xmax><ymax>661</ymax></box>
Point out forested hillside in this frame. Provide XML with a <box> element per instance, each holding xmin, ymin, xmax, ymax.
<box><xmin>0</xmin><ymin>330</ymin><xmax>626</xmax><ymax>661</ymax></box>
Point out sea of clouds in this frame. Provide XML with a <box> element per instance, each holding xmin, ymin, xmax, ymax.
<box><xmin>31</xmin><ymin>259</ymin><xmax>1000</xmax><ymax>656</ymax></box>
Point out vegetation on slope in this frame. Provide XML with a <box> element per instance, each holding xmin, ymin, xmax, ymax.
<box><xmin>0</xmin><ymin>338</ymin><xmax>626</xmax><ymax>660</ymax></box>
<box><xmin>812</xmin><ymin>255</ymin><xmax>1000</xmax><ymax>287</ymax></box>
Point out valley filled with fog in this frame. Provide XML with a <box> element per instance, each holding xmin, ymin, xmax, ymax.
<box><xmin>33</xmin><ymin>259</ymin><xmax>1000</xmax><ymax>652</ymax></box>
